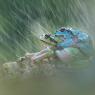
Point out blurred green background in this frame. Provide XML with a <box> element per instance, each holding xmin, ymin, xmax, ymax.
<box><xmin>0</xmin><ymin>0</ymin><xmax>95</xmax><ymax>95</ymax></box>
